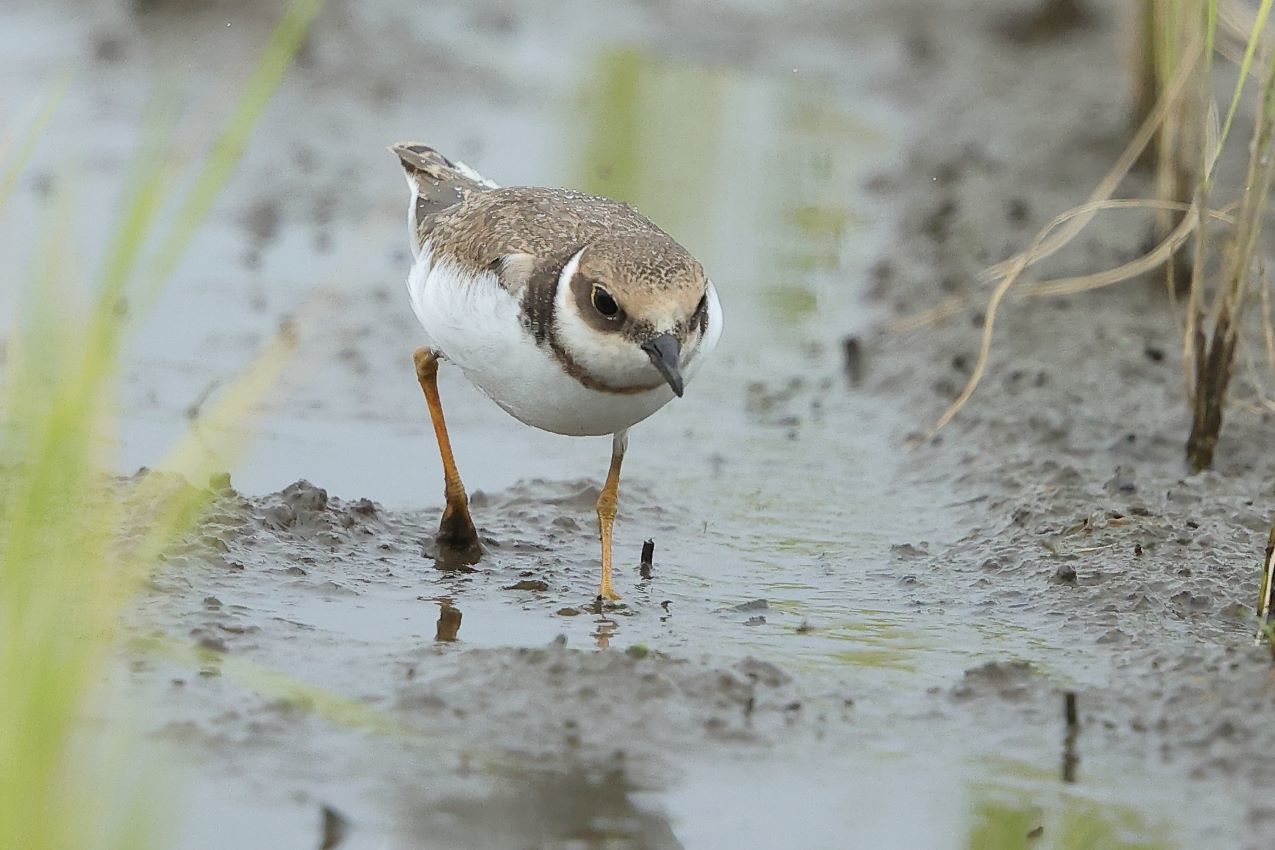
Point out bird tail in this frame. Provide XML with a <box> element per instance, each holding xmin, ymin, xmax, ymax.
<box><xmin>389</xmin><ymin>142</ymin><xmax>499</xmax><ymax>257</ymax></box>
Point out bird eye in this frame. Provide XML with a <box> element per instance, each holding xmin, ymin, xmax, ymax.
<box><xmin>592</xmin><ymin>286</ymin><xmax>620</xmax><ymax>318</ymax></box>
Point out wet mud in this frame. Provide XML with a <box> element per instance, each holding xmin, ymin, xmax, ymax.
<box><xmin>868</xmin><ymin>0</ymin><xmax>1275</xmax><ymax>847</ymax></box>
<box><xmin>6</xmin><ymin>0</ymin><xmax>1275</xmax><ymax>846</ymax></box>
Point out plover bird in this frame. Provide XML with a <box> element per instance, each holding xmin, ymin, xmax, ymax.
<box><xmin>391</xmin><ymin>142</ymin><xmax>722</xmax><ymax>600</ymax></box>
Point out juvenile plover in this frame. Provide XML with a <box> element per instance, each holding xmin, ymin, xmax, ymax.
<box><xmin>391</xmin><ymin>142</ymin><xmax>722</xmax><ymax>600</ymax></box>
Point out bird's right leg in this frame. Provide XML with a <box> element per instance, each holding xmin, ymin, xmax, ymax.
<box><xmin>413</xmin><ymin>347</ymin><xmax>481</xmax><ymax>560</ymax></box>
<box><xmin>595</xmin><ymin>430</ymin><xmax>628</xmax><ymax>602</ymax></box>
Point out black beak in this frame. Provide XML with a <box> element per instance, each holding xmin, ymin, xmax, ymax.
<box><xmin>641</xmin><ymin>333</ymin><xmax>684</xmax><ymax>397</ymax></box>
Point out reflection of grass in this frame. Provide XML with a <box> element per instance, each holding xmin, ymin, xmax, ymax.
<box><xmin>787</xmin><ymin>203</ymin><xmax>859</xmax><ymax>239</ymax></box>
<box><xmin>763</xmin><ymin>283</ymin><xmax>819</xmax><ymax>324</ymax></box>
<box><xmin>967</xmin><ymin>795</ymin><xmax>1171</xmax><ymax>850</ymax></box>
<box><xmin>765</xmin><ymin>600</ymin><xmax>1057</xmax><ymax>678</ymax></box>
<box><xmin>829</xmin><ymin>648</ymin><xmax>916</xmax><ymax>671</ymax></box>
<box><xmin>790</xmin><ymin>101</ymin><xmax>886</xmax><ymax>142</ymax></box>
<box><xmin>579</xmin><ymin>46</ymin><xmax>725</xmax><ymax>252</ymax></box>
<box><xmin>0</xmin><ymin>2</ymin><xmax>320</xmax><ymax>848</ymax></box>
<box><xmin>822</xmin><ymin>613</ymin><xmax>930</xmax><ymax>671</ymax></box>
<box><xmin>966</xmin><ymin>760</ymin><xmax>1175</xmax><ymax>850</ymax></box>
<box><xmin>576</xmin><ymin>45</ymin><xmax>874</xmax><ymax>327</ymax></box>
<box><xmin>580</xmin><ymin>48</ymin><xmax>643</xmax><ymax>206</ymax></box>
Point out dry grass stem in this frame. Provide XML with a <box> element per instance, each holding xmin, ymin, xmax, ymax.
<box><xmin>889</xmin><ymin>198</ymin><xmax>1234</xmax><ymax>335</ymax></box>
<box><xmin>924</xmin><ymin>31</ymin><xmax>1202</xmax><ymax>454</ymax></box>
<box><xmin>983</xmin><ymin>38</ymin><xmax>1202</xmax><ymax>287</ymax></box>
<box><xmin>1186</xmin><ymin>26</ymin><xmax>1275</xmax><ymax>470</ymax></box>
<box><xmin>1256</xmin><ymin>521</ymin><xmax>1275</xmax><ymax>646</ymax></box>
<box><xmin>918</xmin><ymin>6</ymin><xmax>1275</xmax><ymax>449</ymax></box>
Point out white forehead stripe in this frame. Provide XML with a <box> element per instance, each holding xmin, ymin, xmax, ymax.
<box><xmin>556</xmin><ymin>246</ymin><xmax>588</xmax><ymax>300</ymax></box>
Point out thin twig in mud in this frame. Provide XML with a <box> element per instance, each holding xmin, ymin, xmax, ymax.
<box><xmin>842</xmin><ymin>335</ymin><xmax>864</xmax><ymax>386</ymax></box>
<box><xmin>1061</xmin><ymin>691</ymin><xmax>1079</xmax><ymax>783</ymax></box>
<box><xmin>319</xmin><ymin>806</ymin><xmax>348</xmax><ymax>850</ymax></box>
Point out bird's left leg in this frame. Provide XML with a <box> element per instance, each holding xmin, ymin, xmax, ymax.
<box><xmin>595</xmin><ymin>430</ymin><xmax>628</xmax><ymax>601</ymax></box>
<box><xmin>413</xmin><ymin>346</ymin><xmax>481</xmax><ymax>560</ymax></box>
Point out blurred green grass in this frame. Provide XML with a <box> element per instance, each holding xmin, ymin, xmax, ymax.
<box><xmin>0</xmin><ymin>1</ymin><xmax>320</xmax><ymax>847</ymax></box>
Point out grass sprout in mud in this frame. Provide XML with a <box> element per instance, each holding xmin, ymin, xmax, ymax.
<box><xmin>893</xmin><ymin>2</ymin><xmax>1275</xmax><ymax>635</ymax></box>
<box><xmin>0</xmin><ymin>2</ymin><xmax>318</xmax><ymax>847</ymax></box>
<box><xmin>905</xmin><ymin>0</ymin><xmax>1275</xmax><ymax>476</ymax></box>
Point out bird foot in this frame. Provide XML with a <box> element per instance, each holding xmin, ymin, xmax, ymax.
<box><xmin>432</xmin><ymin>504</ymin><xmax>482</xmax><ymax>569</ymax></box>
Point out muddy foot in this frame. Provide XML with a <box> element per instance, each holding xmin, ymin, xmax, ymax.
<box><xmin>431</xmin><ymin>505</ymin><xmax>483</xmax><ymax>569</ymax></box>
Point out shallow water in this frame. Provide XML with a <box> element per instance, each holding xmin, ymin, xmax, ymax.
<box><xmin>0</xmin><ymin>0</ymin><xmax>1254</xmax><ymax>847</ymax></box>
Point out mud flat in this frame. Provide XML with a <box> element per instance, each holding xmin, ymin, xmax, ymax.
<box><xmin>6</xmin><ymin>0</ymin><xmax>1274</xmax><ymax>847</ymax></box>
<box><xmin>867</xmin><ymin>1</ymin><xmax>1275</xmax><ymax>847</ymax></box>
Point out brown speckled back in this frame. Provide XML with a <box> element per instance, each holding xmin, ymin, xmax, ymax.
<box><xmin>430</xmin><ymin>187</ymin><xmax>703</xmax><ymax>290</ymax></box>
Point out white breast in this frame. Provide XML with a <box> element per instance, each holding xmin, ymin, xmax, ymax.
<box><xmin>407</xmin><ymin>242</ymin><xmax>716</xmax><ymax>437</ymax></box>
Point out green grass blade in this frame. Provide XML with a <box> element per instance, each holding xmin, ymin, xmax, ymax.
<box><xmin>126</xmin><ymin>321</ymin><xmax>298</xmax><ymax>575</ymax></box>
<box><xmin>1212</xmin><ymin>0</ymin><xmax>1273</xmax><ymax>173</ymax></box>
<box><xmin>1</xmin><ymin>4</ymin><xmax>323</xmax><ymax>849</ymax></box>
<box><xmin>0</xmin><ymin>69</ymin><xmax>72</xmax><ymax>213</ymax></box>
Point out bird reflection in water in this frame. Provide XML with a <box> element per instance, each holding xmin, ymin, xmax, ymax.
<box><xmin>593</xmin><ymin>617</ymin><xmax>617</xmax><ymax>650</ymax></box>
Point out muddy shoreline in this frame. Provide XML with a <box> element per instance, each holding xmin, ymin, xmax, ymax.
<box><xmin>6</xmin><ymin>0</ymin><xmax>1275</xmax><ymax>846</ymax></box>
<box><xmin>871</xmin><ymin>0</ymin><xmax>1275</xmax><ymax>845</ymax></box>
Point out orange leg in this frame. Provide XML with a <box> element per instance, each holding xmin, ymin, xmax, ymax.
<box><xmin>413</xmin><ymin>347</ymin><xmax>481</xmax><ymax>559</ymax></box>
<box><xmin>596</xmin><ymin>431</ymin><xmax>628</xmax><ymax>601</ymax></box>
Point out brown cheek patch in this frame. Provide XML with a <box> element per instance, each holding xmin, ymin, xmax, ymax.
<box><xmin>523</xmin><ymin>268</ymin><xmax>663</xmax><ymax>395</ymax></box>
<box><xmin>521</xmin><ymin>258</ymin><xmax>562</xmax><ymax>345</ymax></box>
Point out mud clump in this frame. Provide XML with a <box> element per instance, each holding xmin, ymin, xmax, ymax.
<box><xmin>1051</xmin><ymin>562</ymin><xmax>1077</xmax><ymax>584</ymax></box>
<box><xmin>504</xmin><ymin>579</ymin><xmax>549</xmax><ymax>592</ymax></box>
